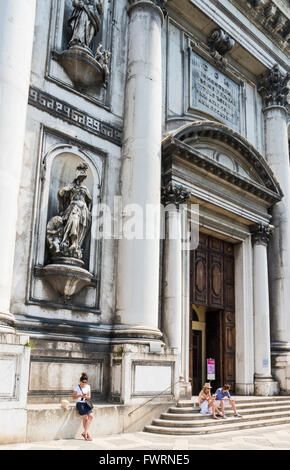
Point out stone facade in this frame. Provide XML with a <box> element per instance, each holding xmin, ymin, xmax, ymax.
<box><xmin>0</xmin><ymin>0</ymin><xmax>289</xmax><ymax>443</ymax></box>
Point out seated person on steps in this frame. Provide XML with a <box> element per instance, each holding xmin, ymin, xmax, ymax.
<box><xmin>198</xmin><ymin>383</ymin><xmax>223</xmax><ymax>420</ymax></box>
<box><xmin>213</xmin><ymin>384</ymin><xmax>242</xmax><ymax>418</ymax></box>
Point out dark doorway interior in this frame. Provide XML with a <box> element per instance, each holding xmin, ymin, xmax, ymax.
<box><xmin>206</xmin><ymin>309</ymin><xmax>236</xmax><ymax>393</ymax></box>
<box><xmin>191</xmin><ymin>329</ymin><xmax>202</xmax><ymax>395</ymax></box>
<box><xmin>190</xmin><ymin>233</ymin><xmax>236</xmax><ymax>395</ymax></box>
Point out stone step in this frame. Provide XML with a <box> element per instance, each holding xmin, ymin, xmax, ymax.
<box><xmin>176</xmin><ymin>396</ymin><xmax>290</xmax><ymax>408</ymax></box>
<box><xmin>153</xmin><ymin>409</ymin><xmax>290</xmax><ymax>428</ymax></box>
<box><xmin>168</xmin><ymin>400</ymin><xmax>290</xmax><ymax>414</ymax></box>
<box><xmin>144</xmin><ymin>415</ymin><xmax>290</xmax><ymax>435</ymax></box>
<box><xmin>162</xmin><ymin>404</ymin><xmax>290</xmax><ymax>420</ymax></box>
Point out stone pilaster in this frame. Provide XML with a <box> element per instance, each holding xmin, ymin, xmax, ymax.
<box><xmin>251</xmin><ymin>224</ymin><xmax>279</xmax><ymax>396</ymax></box>
<box><xmin>0</xmin><ymin>0</ymin><xmax>36</xmax><ymax>333</ymax></box>
<box><xmin>162</xmin><ymin>183</ymin><xmax>191</xmax><ymax>398</ymax></box>
<box><xmin>258</xmin><ymin>67</ymin><xmax>290</xmax><ymax>387</ymax></box>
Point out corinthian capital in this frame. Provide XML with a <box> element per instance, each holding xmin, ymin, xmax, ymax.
<box><xmin>258</xmin><ymin>64</ymin><xmax>290</xmax><ymax>108</ymax></box>
<box><xmin>161</xmin><ymin>182</ymin><xmax>191</xmax><ymax>207</ymax></box>
<box><xmin>251</xmin><ymin>223</ymin><xmax>274</xmax><ymax>246</ymax></box>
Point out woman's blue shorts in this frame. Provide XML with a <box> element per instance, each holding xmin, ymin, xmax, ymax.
<box><xmin>76</xmin><ymin>401</ymin><xmax>93</xmax><ymax>416</ymax></box>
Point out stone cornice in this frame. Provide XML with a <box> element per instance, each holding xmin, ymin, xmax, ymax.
<box><xmin>258</xmin><ymin>64</ymin><xmax>290</xmax><ymax>108</ymax></box>
<box><xmin>251</xmin><ymin>223</ymin><xmax>274</xmax><ymax>245</ymax></box>
<box><xmin>229</xmin><ymin>0</ymin><xmax>290</xmax><ymax>53</ymax></box>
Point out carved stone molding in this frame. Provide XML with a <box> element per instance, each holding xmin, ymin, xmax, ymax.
<box><xmin>207</xmin><ymin>28</ymin><xmax>235</xmax><ymax>64</ymax></box>
<box><xmin>161</xmin><ymin>182</ymin><xmax>191</xmax><ymax>207</ymax></box>
<box><xmin>258</xmin><ymin>64</ymin><xmax>290</xmax><ymax>108</ymax></box>
<box><xmin>234</xmin><ymin>0</ymin><xmax>290</xmax><ymax>52</ymax></box>
<box><xmin>251</xmin><ymin>223</ymin><xmax>274</xmax><ymax>245</ymax></box>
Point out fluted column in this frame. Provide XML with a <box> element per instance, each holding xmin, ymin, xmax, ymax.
<box><xmin>252</xmin><ymin>224</ymin><xmax>279</xmax><ymax>396</ymax></box>
<box><xmin>115</xmin><ymin>0</ymin><xmax>166</xmax><ymax>338</ymax></box>
<box><xmin>258</xmin><ymin>66</ymin><xmax>290</xmax><ymax>354</ymax></box>
<box><xmin>0</xmin><ymin>0</ymin><xmax>36</xmax><ymax>333</ymax></box>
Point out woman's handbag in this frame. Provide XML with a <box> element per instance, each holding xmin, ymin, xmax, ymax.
<box><xmin>78</xmin><ymin>385</ymin><xmax>94</xmax><ymax>410</ymax></box>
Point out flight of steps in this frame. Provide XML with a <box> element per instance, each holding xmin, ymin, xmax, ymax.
<box><xmin>144</xmin><ymin>396</ymin><xmax>290</xmax><ymax>435</ymax></box>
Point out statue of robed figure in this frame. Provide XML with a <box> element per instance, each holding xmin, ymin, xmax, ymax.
<box><xmin>68</xmin><ymin>0</ymin><xmax>103</xmax><ymax>52</ymax></box>
<box><xmin>47</xmin><ymin>162</ymin><xmax>92</xmax><ymax>262</ymax></box>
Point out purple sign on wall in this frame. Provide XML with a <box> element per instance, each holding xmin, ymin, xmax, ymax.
<box><xmin>207</xmin><ymin>358</ymin><xmax>215</xmax><ymax>380</ymax></box>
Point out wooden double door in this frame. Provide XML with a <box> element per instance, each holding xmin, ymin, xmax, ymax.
<box><xmin>190</xmin><ymin>233</ymin><xmax>236</xmax><ymax>394</ymax></box>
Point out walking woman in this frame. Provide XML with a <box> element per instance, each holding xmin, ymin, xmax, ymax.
<box><xmin>198</xmin><ymin>383</ymin><xmax>223</xmax><ymax>419</ymax></box>
<box><xmin>73</xmin><ymin>372</ymin><xmax>94</xmax><ymax>441</ymax></box>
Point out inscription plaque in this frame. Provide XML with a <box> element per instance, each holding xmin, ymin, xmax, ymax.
<box><xmin>190</xmin><ymin>52</ymin><xmax>240</xmax><ymax>131</ymax></box>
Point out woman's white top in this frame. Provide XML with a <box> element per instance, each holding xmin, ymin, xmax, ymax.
<box><xmin>74</xmin><ymin>384</ymin><xmax>91</xmax><ymax>403</ymax></box>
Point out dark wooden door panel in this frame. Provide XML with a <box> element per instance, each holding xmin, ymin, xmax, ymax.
<box><xmin>222</xmin><ymin>311</ymin><xmax>236</xmax><ymax>392</ymax></box>
<box><xmin>192</xmin><ymin>330</ymin><xmax>202</xmax><ymax>395</ymax></box>
<box><xmin>190</xmin><ymin>234</ymin><xmax>236</xmax><ymax>393</ymax></box>
<box><xmin>191</xmin><ymin>234</ymin><xmax>234</xmax><ymax>310</ymax></box>
<box><xmin>209</xmin><ymin>253</ymin><xmax>224</xmax><ymax>308</ymax></box>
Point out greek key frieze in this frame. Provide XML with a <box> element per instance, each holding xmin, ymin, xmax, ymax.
<box><xmin>28</xmin><ymin>86</ymin><xmax>122</xmax><ymax>146</ymax></box>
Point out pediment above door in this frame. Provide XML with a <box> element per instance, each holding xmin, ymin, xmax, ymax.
<box><xmin>162</xmin><ymin>120</ymin><xmax>283</xmax><ymax>206</ymax></box>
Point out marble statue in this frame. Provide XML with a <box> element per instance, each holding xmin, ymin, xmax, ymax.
<box><xmin>46</xmin><ymin>162</ymin><xmax>92</xmax><ymax>262</ymax></box>
<box><xmin>68</xmin><ymin>0</ymin><xmax>103</xmax><ymax>52</ymax></box>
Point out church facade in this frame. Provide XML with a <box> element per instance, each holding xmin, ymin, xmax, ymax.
<box><xmin>0</xmin><ymin>0</ymin><xmax>289</xmax><ymax>443</ymax></box>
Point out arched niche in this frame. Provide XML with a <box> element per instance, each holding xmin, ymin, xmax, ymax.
<box><xmin>36</xmin><ymin>144</ymin><xmax>102</xmax><ymax>275</ymax></box>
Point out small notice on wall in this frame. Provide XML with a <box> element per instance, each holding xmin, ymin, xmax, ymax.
<box><xmin>207</xmin><ymin>358</ymin><xmax>215</xmax><ymax>380</ymax></box>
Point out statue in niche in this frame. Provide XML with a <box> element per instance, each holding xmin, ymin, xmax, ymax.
<box><xmin>46</xmin><ymin>162</ymin><xmax>92</xmax><ymax>262</ymax></box>
<box><xmin>68</xmin><ymin>0</ymin><xmax>103</xmax><ymax>53</ymax></box>
<box><xmin>54</xmin><ymin>0</ymin><xmax>111</xmax><ymax>89</ymax></box>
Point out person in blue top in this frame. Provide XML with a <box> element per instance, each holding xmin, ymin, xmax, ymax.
<box><xmin>213</xmin><ymin>384</ymin><xmax>242</xmax><ymax>419</ymax></box>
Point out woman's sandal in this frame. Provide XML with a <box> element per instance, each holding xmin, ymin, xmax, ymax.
<box><xmin>81</xmin><ymin>432</ymin><xmax>87</xmax><ymax>440</ymax></box>
<box><xmin>86</xmin><ymin>434</ymin><xmax>93</xmax><ymax>441</ymax></box>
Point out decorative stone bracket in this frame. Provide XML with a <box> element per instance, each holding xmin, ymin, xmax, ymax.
<box><xmin>207</xmin><ymin>28</ymin><xmax>235</xmax><ymax>65</ymax></box>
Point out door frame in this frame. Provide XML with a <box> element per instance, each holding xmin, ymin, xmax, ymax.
<box><xmin>192</xmin><ymin>320</ymin><xmax>206</xmax><ymax>388</ymax></box>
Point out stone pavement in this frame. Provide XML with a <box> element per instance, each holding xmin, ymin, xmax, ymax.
<box><xmin>1</xmin><ymin>423</ymin><xmax>290</xmax><ymax>450</ymax></box>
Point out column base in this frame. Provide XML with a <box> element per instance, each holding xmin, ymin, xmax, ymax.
<box><xmin>271</xmin><ymin>349</ymin><xmax>290</xmax><ymax>394</ymax></box>
<box><xmin>235</xmin><ymin>383</ymin><xmax>254</xmax><ymax>396</ymax></box>
<box><xmin>177</xmin><ymin>379</ymin><xmax>192</xmax><ymax>400</ymax></box>
<box><xmin>112</xmin><ymin>323</ymin><xmax>163</xmax><ymax>342</ymax></box>
<box><xmin>0</xmin><ymin>311</ymin><xmax>16</xmax><ymax>334</ymax></box>
<box><xmin>254</xmin><ymin>376</ymin><xmax>279</xmax><ymax>396</ymax></box>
